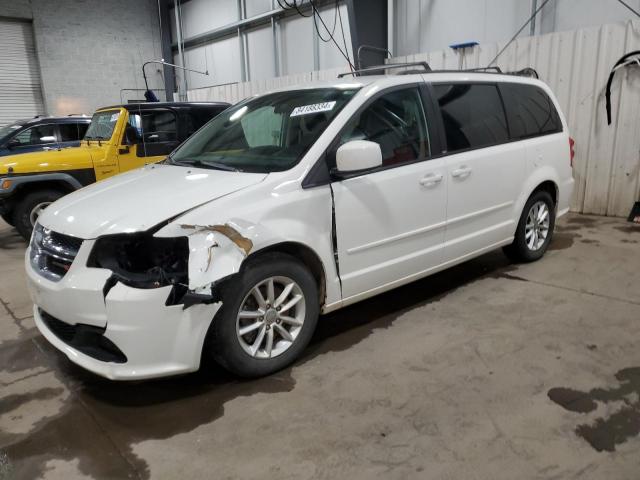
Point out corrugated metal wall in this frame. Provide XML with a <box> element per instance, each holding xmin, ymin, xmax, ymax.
<box><xmin>0</xmin><ymin>18</ymin><xmax>45</xmax><ymax>126</ymax></box>
<box><xmin>188</xmin><ymin>21</ymin><xmax>640</xmax><ymax>217</ymax></box>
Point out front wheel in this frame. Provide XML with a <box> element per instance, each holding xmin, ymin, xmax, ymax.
<box><xmin>503</xmin><ymin>190</ymin><xmax>556</xmax><ymax>263</ymax></box>
<box><xmin>207</xmin><ymin>253</ymin><xmax>319</xmax><ymax>378</ymax></box>
<box><xmin>13</xmin><ymin>189</ymin><xmax>64</xmax><ymax>241</ymax></box>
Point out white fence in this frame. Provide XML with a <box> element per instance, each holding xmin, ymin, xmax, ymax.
<box><xmin>188</xmin><ymin>21</ymin><xmax>640</xmax><ymax>217</ymax></box>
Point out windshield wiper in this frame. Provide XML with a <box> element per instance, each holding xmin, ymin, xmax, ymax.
<box><xmin>172</xmin><ymin>158</ymin><xmax>241</xmax><ymax>172</ymax></box>
<box><xmin>85</xmin><ymin>135</ymin><xmax>107</xmax><ymax>146</ymax></box>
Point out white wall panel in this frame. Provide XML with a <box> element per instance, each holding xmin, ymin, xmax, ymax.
<box><xmin>179</xmin><ymin>36</ymin><xmax>242</xmax><ymax>89</ymax></box>
<box><xmin>317</xmin><ymin>2</ymin><xmax>353</xmax><ymax>71</ymax></box>
<box><xmin>246</xmin><ymin>0</ymin><xmax>273</xmax><ymax>17</ymax></box>
<box><xmin>280</xmin><ymin>13</ymin><xmax>314</xmax><ymax>75</ymax></box>
<box><xmin>171</xmin><ymin>0</ymin><xmax>238</xmax><ymax>39</ymax></box>
<box><xmin>393</xmin><ymin>0</ymin><xmax>640</xmax><ymax>57</ymax></box>
<box><xmin>246</xmin><ymin>25</ymin><xmax>276</xmax><ymax>81</ymax></box>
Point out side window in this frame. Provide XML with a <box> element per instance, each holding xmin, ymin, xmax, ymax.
<box><xmin>433</xmin><ymin>83</ymin><xmax>509</xmax><ymax>153</ymax></box>
<box><xmin>500</xmin><ymin>83</ymin><xmax>562</xmax><ymax>139</ymax></box>
<box><xmin>58</xmin><ymin>124</ymin><xmax>80</xmax><ymax>142</ymax></box>
<box><xmin>125</xmin><ymin>110</ymin><xmax>178</xmax><ymax>145</ymax></box>
<box><xmin>13</xmin><ymin>124</ymin><xmax>57</xmax><ymax>145</ymax></box>
<box><xmin>339</xmin><ymin>87</ymin><xmax>430</xmax><ymax>167</ymax></box>
<box><xmin>141</xmin><ymin>110</ymin><xmax>177</xmax><ymax>143</ymax></box>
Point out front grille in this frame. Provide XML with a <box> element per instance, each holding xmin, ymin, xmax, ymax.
<box><xmin>40</xmin><ymin>309</ymin><xmax>127</xmax><ymax>364</ymax></box>
<box><xmin>30</xmin><ymin>224</ymin><xmax>83</xmax><ymax>281</ymax></box>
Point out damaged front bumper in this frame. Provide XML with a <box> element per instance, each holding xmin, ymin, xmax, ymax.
<box><xmin>26</xmin><ymin>239</ymin><xmax>221</xmax><ymax>380</ymax></box>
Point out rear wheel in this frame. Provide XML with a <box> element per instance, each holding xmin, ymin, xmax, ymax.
<box><xmin>13</xmin><ymin>189</ymin><xmax>64</xmax><ymax>240</ymax></box>
<box><xmin>503</xmin><ymin>190</ymin><xmax>555</xmax><ymax>263</ymax></box>
<box><xmin>207</xmin><ymin>253</ymin><xmax>319</xmax><ymax>378</ymax></box>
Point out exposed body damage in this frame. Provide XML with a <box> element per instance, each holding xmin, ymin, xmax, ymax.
<box><xmin>179</xmin><ymin>223</ymin><xmax>251</xmax><ymax>291</ymax></box>
<box><xmin>26</xmin><ymin>238</ymin><xmax>221</xmax><ymax>380</ymax></box>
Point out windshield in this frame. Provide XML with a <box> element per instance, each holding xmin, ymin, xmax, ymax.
<box><xmin>85</xmin><ymin>110</ymin><xmax>120</xmax><ymax>141</ymax></box>
<box><xmin>0</xmin><ymin>123</ymin><xmax>23</xmax><ymax>141</ymax></box>
<box><xmin>170</xmin><ymin>88</ymin><xmax>359</xmax><ymax>173</ymax></box>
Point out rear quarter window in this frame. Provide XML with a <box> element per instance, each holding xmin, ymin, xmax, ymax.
<box><xmin>500</xmin><ymin>83</ymin><xmax>562</xmax><ymax>139</ymax></box>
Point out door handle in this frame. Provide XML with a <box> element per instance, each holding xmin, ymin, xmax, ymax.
<box><xmin>451</xmin><ymin>166</ymin><xmax>472</xmax><ymax>179</ymax></box>
<box><xmin>419</xmin><ymin>173</ymin><xmax>443</xmax><ymax>187</ymax></box>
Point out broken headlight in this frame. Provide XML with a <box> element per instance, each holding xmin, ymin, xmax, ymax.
<box><xmin>87</xmin><ymin>233</ymin><xmax>189</xmax><ymax>289</ymax></box>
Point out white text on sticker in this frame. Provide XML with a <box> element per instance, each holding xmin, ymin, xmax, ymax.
<box><xmin>290</xmin><ymin>101</ymin><xmax>336</xmax><ymax>117</ymax></box>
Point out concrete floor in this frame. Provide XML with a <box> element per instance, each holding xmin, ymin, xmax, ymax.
<box><xmin>0</xmin><ymin>214</ymin><xmax>639</xmax><ymax>480</ymax></box>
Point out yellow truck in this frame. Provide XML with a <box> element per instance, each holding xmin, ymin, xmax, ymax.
<box><xmin>0</xmin><ymin>101</ymin><xmax>229</xmax><ymax>239</ymax></box>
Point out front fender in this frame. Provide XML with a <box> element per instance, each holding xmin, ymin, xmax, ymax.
<box><xmin>0</xmin><ymin>172</ymin><xmax>83</xmax><ymax>198</ymax></box>
<box><xmin>156</xmin><ymin>218</ymin><xmax>308</xmax><ymax>290</ymax></box>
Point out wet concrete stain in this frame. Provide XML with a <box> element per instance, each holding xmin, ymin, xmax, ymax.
<box><xmin>621</xmin><ymin>238</ymin><xmax>639</xmax><ymax>244</ymax></box>
<box><xmin>1</xmin><ymin>251</ymin><xmax>516</xmax><ymax>480</ymax></box>
<box><xmin>548</xmin><ymin>367</ymin><xmax>640</xmax><ymax>452</ymax></box>
<box><xmin>548</xmin><ymin>231</ymin><xmax>580</xmax><ymax>251</ymax></box>
<box><xmin>0</xmin><ymin>388</ymin><xmax>63</xmax><ymax>417</ymax></box>
<box><xmin>580</xmin><ymin>239</ymin><xmax>600</xmax><ymax>245</ymax></box>
<box><xmin>614</xmin><ymin>225</ymin><xmax>640</xmax><ymax>234</ymax></box>
<box><xmin>567</xmin><ymin>216</ymin><xmax>598</xmax><ymax>226</ymax></box>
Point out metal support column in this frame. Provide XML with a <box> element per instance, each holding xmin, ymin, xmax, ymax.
<box><xmin>237</xmin><ymin>0</ymin><xmax>249</xmax><ymax>82</ymax></box>
<box><xmin>159</xmin><ymin>0</ymin><xmax>176</xmax><ymax>101</ymax></box>
<box><xmin>173</xmin><ymin>0</ymin><xmax>188</xmax><ymax>100</ymax></box>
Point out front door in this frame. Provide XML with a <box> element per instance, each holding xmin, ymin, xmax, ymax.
<box><xmin>331</xmin><ymin>86</ymin><xmax>448</xmax><ymax>300</ymax></box>
<box><xmin>117</xmin><ymin>109</ymin><xmax>179</xmax><ymax>173</ymax></box>
<box><xmin>432</xmin><ymin>83</ymin><xmax>525</xmax><ymax>261</ymax></box>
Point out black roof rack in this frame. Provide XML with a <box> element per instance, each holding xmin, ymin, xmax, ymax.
<box><xmin>337</xmin><ymin>61</ymin><xmax>432</xmax><ymax>78</ymax></box>
<box><xmin>338</xmin><ymin>62</ymin><xmax>539</xmax><ymax>80</ymax></box>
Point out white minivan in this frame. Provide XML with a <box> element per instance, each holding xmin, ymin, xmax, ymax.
<box><xmin>26</xmin><ymin>66</ymin><xmax>574</xmax><ymax>380</ymax></box>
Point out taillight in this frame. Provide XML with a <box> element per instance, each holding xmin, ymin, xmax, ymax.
<box><xmin>569</xmin><ymin>137</ymin><xmax>575</xmax><ymax>167</ymax></box>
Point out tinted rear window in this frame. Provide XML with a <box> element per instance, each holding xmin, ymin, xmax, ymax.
<box><xmin>434</xmin><ymin>83</ymin><xmax>509</xmax><ymax>153</ymax></box>
<box><xmin>500</xmin><ymin>83</ymin><xmax>562</xmax><ymax>139</ymax></box>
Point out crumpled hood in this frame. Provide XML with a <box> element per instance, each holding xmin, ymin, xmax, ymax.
<box><xmin>38</xmin><ymin>164</ymin><xmax>268</xmax><ymax>239</ymax></box>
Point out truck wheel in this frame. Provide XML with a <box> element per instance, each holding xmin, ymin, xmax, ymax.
<box><xmin>503</xmin><ymin>190</ymin><xmax>556</xmax><ymax>263</ymax></box>
<box><xmin>13</xmin><ymin>189</ymin><xmax>64</xmax><ymax>241</ymax></box>
<box><xmin>207</xmin><ymin>252</ymin><xmax>319</xmax><ymax>378</ymax></box>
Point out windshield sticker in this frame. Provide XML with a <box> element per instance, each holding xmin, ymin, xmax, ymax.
<box><xmin>110</xmin><ymin>113</ymin><xmax>119</xmax><ymax>122</ymax></box>
<box><xmin>290</xmin><ymin>101</ymin><xmax>336</xmax><ymax>117</ymax></box>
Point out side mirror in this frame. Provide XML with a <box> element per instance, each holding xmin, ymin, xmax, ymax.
<box><xmin>334</xmin><ymin>140</ymin><xmax>383</xmax><ymax>175</ymax></box>
<box><xmin>39</xmin><ymin>136</ymin><xmax>57</xmax><ymax>143</ymax></box>
<box><xmin>6</xmin><ymin>139</ymin><xmax>20</xmax><ymax>149</ymax></box>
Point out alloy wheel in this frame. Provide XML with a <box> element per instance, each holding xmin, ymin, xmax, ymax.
<box><xmin>236</xmin><ymin>276</ymin><xmax>306</xmax><ymax>359</ymax></box>
<box><xmin>525</xmin><ymin>200</ymin><xmax>550</xmax><ymax>251</ymax></box>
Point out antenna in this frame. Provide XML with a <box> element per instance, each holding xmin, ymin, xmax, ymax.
<box><xmin>142</xmin><ymin>58</ymin><xmax>209</xmax><ymax>101</ymax></box>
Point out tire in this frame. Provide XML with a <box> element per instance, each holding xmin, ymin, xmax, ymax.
<box><xmin>503</xmin><ymin>190</ymin><xmax>556</xmax><ymax>263</ymax></box>
<box><xmin>13</xmin><ymin>189</ymin><xmax>64</xmax><ymax>241</ymax></box>
<box><xmin>207</xmin><ymin>252</ymin><xmax>319</xmax><ymax>378</ymax></box>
